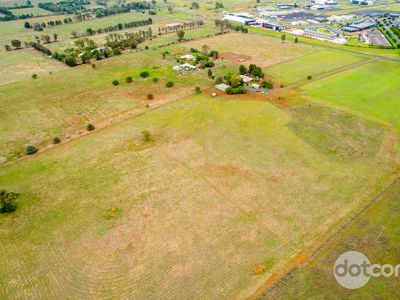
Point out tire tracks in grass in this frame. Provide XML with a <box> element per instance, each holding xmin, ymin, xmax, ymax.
<box><xmin>250</xmin><ymin>172</ymin><xmax>400</xmax><ymax>300</ymax></box>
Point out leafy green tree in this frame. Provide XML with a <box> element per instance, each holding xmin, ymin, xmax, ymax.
<box><xmin>294</xmin><ymin>37</ymin><xmax>298</xmax><ymax>43</ymax></box>
<box><xmin>11</xmin><ymin>39</ymin><xmax>21</xmax><ymax>49</ymax></box>
<box><xmin>112</xmin><ymin>79</ymin><xmax>119</xmax><ymax>85</ymax></box>
<box><xmin>0</xmin><ymin>190</ymin><xmax>19</xmax><ymax>214</ymax></box>
<box><xmin>147</xmin><ymin>93</ymin><xmax>154</xmax><ymax>99</ymax></box>
<box><xmin>177</xmin><ymin>30</ymin><xmax>185</xmax><ymax>41</ymax></box>
<box><xmin>140</xmin><ymin>71</ymin><xmax>150</xmax><ymax>78</ymax></box>
<box><xmin>87</xmin><ymin>123</ymin><xmax>95</xmax><ymax>131</ymax></box>
<box><xmin>126</xmin><ymin>76</ymin><xmax>133</xmax><ymax>83</ymax></box>
<box><xmin>195</xmin><ymin>86</ymin><xmax>201</xmax><ymax>94</ymax></box>
<box><xmin>32</xmin><ymin>74</ymin><xmax>37</xmax><ymax>79</ymax></box>
<box><xmin>239</xmin><ymin>64</ymin><xmax>247</xmax><ymax>75</ymax></box>
<box><xmin>281</xmin><ymin>34</ymin><xmax>286</xmax><ymax>43</ymax></box>
<box><xmin>166</xmin><ymin>81</ymin><xmax>174</xmax><ymax>87</ymax></box>
<box><xmin>152</xmin><ymin>77</ymin><xmax>159</xmax><ymax>83</ymax></box>
<box><xmin>191</xmin><ymin>2</ymin><xmax>199</xmax><ymax>9</ymax></box>
<box><xmin>26</xmin><ymin>145</ymin><xmax>37</xmax><ymax>155</ymax></box>
<box><xmin>53</xmin><ymin>137</ymin><xmax>61</xmax><ymax>144</ymax></box>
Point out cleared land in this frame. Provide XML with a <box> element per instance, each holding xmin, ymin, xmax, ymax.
<box><xmin>0</xmin><ymin>49</ymin><xmax>208</xmax><ymax>158</ymax></box>
<box><xmin>183</xmin><ymin>32</ymin><xmax>317</xmax><ymax>67</ymax></box>
<box><xmin>263</xmin><ymin>178</ymin><xmax>400</xmax><ymax>299</ymax></box>
<box><xmin>0</xmin><ymin>93</ymin><xmax>392</xmax><ymax>299</ymax></box>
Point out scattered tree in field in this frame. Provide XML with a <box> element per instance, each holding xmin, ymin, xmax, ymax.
<box><xmin>91</xmin><ymin>63</ymin><xmax>96</xmax><ymax>69</ymax></box>
<box><xmin>41</xmin><ymin>35</ymin><xmax>51</xmax><ymax>43</ymax></box>
<box><xmin>0</xmin><ymin>190</ymin><xmax>19</xmax><ymax>214</ymax></box>
<box><xmin>307</xmin><ymin>75</ymin><xmax>312</xmax><ymax>80</ymax></box>
<box><xmin>166</xmin><ymin>81</ymin><xmax>174</xmax><ymax>87</ymax></box>
<box><xmin>195</xmin><ymin>86</ymin><xmax>201</xmax><ymax>94</ymax></box>
<box><xmin>215</xmin><ymin>1</ymin><xmax>223</xmax><ymax>9</ymax></box>
<box><xmin>112</xmin><ymin>79</ymin><xmax>119</xmax><ymax>85</ymax></box>
<box><xmin>168</xmin><ymin>5</ymin><xmax>173</xmax><ymax>13</ymax></box>
<box><xmin>147</xmin><ymin>93</ymin><xmax>154</xmax><ymax>99</ymax></box>
<box><xmin>24</xmin><ymin>21</ymin><xmax>31</xmax><ymax>29</ymax></box>
<box><xmin>294</xmin><ymin>37</ymin><xmax>298</xmax><ymax>43</ymax></box>
<box><xmin>177</xmin><ymin>30</ymin><xmax>185</xmax><ymax>41</ymax></box>
<box><xmin>87</xmin><ymin>123</ymin><xmax>95</xmax><ymax>131</ymax></box>
<box><xmin>11</xmin><ymin>39</ymin><xmax>21</xmax><ymax>49</ymax></box>
<box><xmin>281</xmin><ymin>34</ymin><xmax>286</xmax><ymax>43</ymax></box>
<box><xmin>208</xmin><ymin>69</ymin><xmax>213</xmax><ymax>77</ymax></box>
<box><xmin>53</xmin><ymin>137</ymin><xmax>61</xmax><ymax>144</ymax></box>
<box><xmin>191</xmin><ymin>2</ymin><xmax>199</xmax><ymax>9</ymax></box>
<box><xmin>4</xmin><ymin>45</ymin><xmax>11</xmax><ymax>51</ymax></box>
<box><xmin>141</xmin><ymin>130</ymin><xmax>153</xmax><ymax>143</ymax></box>
<box><xmin>152</xmin><ymin>77</ymin><xmax>159</xmax><ymax>83</ymax></box>
<box><xmin>140</xmin><ymin>71</ymin><xmax>150</xmax><ymax>78</ymax></box>
<box><xmin>126</xmin><ymin>76</ymin><xmax>133</xmax><ymax>83</ymax></box>
<box><xmin>31</xmin><ymin>74</ymin><xmax>37</xmax><ymax>79</ymax></box>
<box><xmin>53</xmin><ymin>33</ymin><xmax>58</xmax><ymax>42</ymax></box>
<box><xmin>26</xmin><ymin>145</ymin><xmax>37</xmax><ymax>155</ymax></box>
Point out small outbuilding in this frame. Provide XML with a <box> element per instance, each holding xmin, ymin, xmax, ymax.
<box><xmin>181</xmin><ymin>54</ymin><xmax>195</xmax><ymax>60</ymax></box>
<box><xmin>215</xmin><ymin>83</ymin><xmax>230</xmax><ymax>92</ymax></box>
<box><xmin>240</xmin><ymin>75</ymin><xmax>253</xmax><ymax>83</ymax></box>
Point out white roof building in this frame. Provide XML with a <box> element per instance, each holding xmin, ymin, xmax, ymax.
<box><xmin>181</xmin><ymin>54</ymin><xmax>195</xmax><ymax>60</ymax></box>
<box><xmin>240</xmin><ymin>75</ymin><xmax>253</xmax><ymax>83</ymax></box>
<box><xmin>215</xmin><ymin>83</ymin><xmax>230</xmax><ymax>92</ymax></box>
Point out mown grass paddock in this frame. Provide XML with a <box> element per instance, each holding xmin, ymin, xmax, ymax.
<box><xmin>0</xmin><ymin>93</ymin><xmax>395</xmax><ymax>298</ymax></box>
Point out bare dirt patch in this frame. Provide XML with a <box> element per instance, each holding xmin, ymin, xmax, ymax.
<box><xmin>220</xmin><ymin>52</ymin><xmax>252</xmax><ymax>63</ymax></box>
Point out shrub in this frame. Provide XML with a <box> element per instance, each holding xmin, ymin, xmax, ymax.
<box><xmin>226</xmin><ymin>86</ymin><xmax>246</xmax><ymax>95</ymax></box>
<box><xmin>307</xmin><ymin>75</ymin><xmax>312</xmax><ymax>80</ymax></box>
<box><xmin>152</xmin><ymin>77</ymin><xmax>159</xmax><ymax>83</ymax></box>
<box><xmin>0</xmin><ymin>190</ymin><xmax>19</xmax><ymax>214</ymax></box>
<box><xmin>195</xmin><ymin>86</ymin><xmax>201</xmax><ymax>94</ymax></box>
<box><xmin>87</xmin><ymin>123</ymin><xmax>95</xmax><ymax>131</ymax></box>
<box><xmin>261</xmin><ymin>81</ymin><xmax>273</xmax><ymax>89</ymax></box>
<box><xmin>91</xmin><ymin>63</ymin><xmax>96</xmax><ymax>69</ymax></box>
<box><xmin>112</xmin><ymin>79</ymin><xmax>119</xmax><ymax>86</ymax></box>
<box><xmin>166</xmin><ymin>81</ymin><xmax>174</xmax><ymax>88</ymax></box>
<box><xmin>32</xmin><ymin>74</ymin><xmax>37</xmax><ymax>79</ymax></box>
<box><xmin>215</xmin><ymin>77</ymin><xmax>223</xmax><ymax>84</ymax></box>
<box><xmin>141</xmin><ymin>130</ymin><xmax>153</xmax><ymax>142</ymax></box>
<box><xmin>26</xmin><ymin>145</ymin><xmax>38</xmax><ymax>155</ymax></box>
<box><xmin>205</xmin><ymin>61</ymin><xmax>215</xmax><ymax>68</ymax></box>
<box><xmin>126</xmin><ymin>76</ymin><xmax>133</xmax><ymax>83</ymax></box>
<box><xmin>140</xmin><ymin>71</ymin><xmax>150</xmax><ymax>78</ymax></box>
<box><xmin>147</xmin><ymin>93</ymin><xmax>154</xmax><ymax>99</ymax></box>
<box><xmin>52</xmin><ymin>137</ymin><xmax>61</xmax><ymax>144</ymax></box>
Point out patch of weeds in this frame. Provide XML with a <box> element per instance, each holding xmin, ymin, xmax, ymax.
<box><xmin>101</xmin><ymin>206</ymin><xmax>122</xmax><ymax>220</ymax></box>
<box><xmin>239</xmin><ymin>215</ymin><xmax>257</xmax><ymax>222</ymax></box>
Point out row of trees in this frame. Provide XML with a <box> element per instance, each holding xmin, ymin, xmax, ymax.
<box><xmin>71</xmin><ymin>18</ymin><xmax>153</xmax><ymax>38</ymax></box>
<box><xmin>157</xmin><ymin>20</ymin><xmax>203</xmax><ymax>35</ymax></box>
<box><xmin>4</xmin><ymin>33</ymin><xmax>58</xmax><ymax>51</ymax></box>
<box><xmin>92</xmin><ymin>2</ymin><xmax>151</xmax><ymax>18</ymax></box>
<box><xmin>0</xmin><ymin>7</ymin><xmax>33</xmax><ymax>21</ymax></box>
<box><xmin>24</xmin><ymin>17</ymin><xmax>73</xmax><ymax>31</ymax></box>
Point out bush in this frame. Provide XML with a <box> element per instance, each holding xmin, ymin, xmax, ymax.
<box><xmin>26</xmin><ymin>145</ymin><xmax>38</xmax><ymax>155</ymax></box>
<box><xmin>226</xmin><ymin>86</ymin><xmax>246</xmax><ymax>95</ymax></box>
<box><xmin>52</xmin><ymin>137</ymin><xmax>61</xmax><ymax>144</ymax></box>
<box><xmin>87</xmin><ymin>123</ymin><xmax>95</xmax><ymax>131</ymax></box>
<box><xmin>112</xmin><ymin>79</ymin><xmax>119</xmax><ymax>85</ymax></box>
<box><xmin>261</xmin><ymin>81</ymin><xmax>273</xmax><ymax>89</ymax></box>
<box><xmin>215</xmin><ymin>77</ymin><xmax>223</xmax><ymax>84</ymax></box>
<box><xmin>195</xmin><ymin>86</ymin><xmax>201</xmax><ymax>94</ymax></box>
<box><xmin>307</xmin><ymin>75</ymin><xmax>312</xmax><ymax>80</ymax></box>
<box><xmin>205</xmin><ymin>61</ymin><xmax>215</xmax><ymax>68</ymax></box>
<box><xmin>140</xmin><ymin>71</ymin><xmax>150</xmax><ymax>78</ymax></box>
<box><xmin>141</xmin><ymin>130</ymin><xmax>153</xmax><ymax>142</ymax></box>
<box><xmin>0</xmin><ymin>190</ymin><xmax>19</xmax><ymax>214</ymax></box>
<box><xmin>91</xmin><ymin>63</ymin><xmax>96</xmax><ymax>69</ymax></box>
<box><xmin>147</xmin><ymin>93</ymin><xmax>154</xmax><ymax>99</ymax></box>
<box><xmin>152</xmin><ymin>77</ymin><xmax>159</xmax><ymax>83</ymax></box>
<box><xmin>126</xmin><ymin>76</ymin><xmax>133</xmax><ymax>83</ymax></box>
<box><xmin>32</xmin><ymin>74</ymin><xmax>37</xmax><ymax>79</ymax></box>
<box><xmin>165</xmin><ymin>81</ymin><xmax>174</xmax><ymax>88</ymax></box>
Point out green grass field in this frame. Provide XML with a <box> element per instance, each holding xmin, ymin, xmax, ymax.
<box><xmin>266</xmin><ymin>50</ymin><xmax>369</xmax><ymax>85</ymax></box>
<box><xmin>302</xmin><ymin>60</ymin><xmax>400</xmax><ymax>131</ymax></box>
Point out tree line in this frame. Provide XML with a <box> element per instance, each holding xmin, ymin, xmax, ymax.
<box><xmin>24</xmin><ymin>17</ymin><xmax>73</xmax><ymax>31</ymax></box>
<box><xmin>71</xmin><ymin>18</ymin><xmax>153</xmax><ymax>38</ymax></box>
